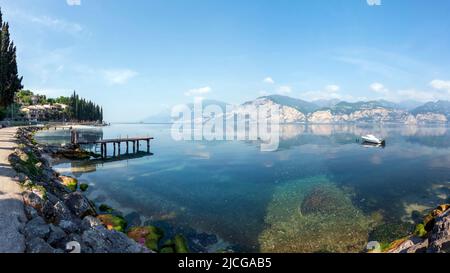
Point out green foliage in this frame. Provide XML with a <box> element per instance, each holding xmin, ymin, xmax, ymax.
<box><xmin>68</xmin><ymin>91</ymin><xmax>103</xmax><ymax>122</ymax></box>
<box><xmin>0</xmin><ymin>8</ymin><xmax>23</xmax><ymax>108</ymax></box>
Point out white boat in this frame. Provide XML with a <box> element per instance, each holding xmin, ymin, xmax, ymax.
<box><xmin>361</xmin><ymin>134</ymin><xmax>385</xmax><ymax>145</ymax></box>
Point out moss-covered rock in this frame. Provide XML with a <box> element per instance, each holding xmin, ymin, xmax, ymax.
<box><xmin>173</xmin><ymin>234</ymin><xmax>190</xmax><ymax>253</ymax></box>
<box><xmin>79</xmin><ymin>183</ymin><xmax>89</xmax><ymax>192</ymax></box>
<box><xmin>97</xmin><ymin>214</ymin><xmax>127</xmax><ymax>233</ymax></box>
<box><xmin>414</xmin><ymin>224</ymin><xmax>427</xmax><ymax>238</ymax></box>
<box><xmin>159</xmin><ymin>234</ymin><xmax>190</xmax><ymax>253</ymax></box>
<box><xmin>159</xmin><ymin>247</ymin><xmax>174</xmax><ymax>253</ymax></box>
<box><xmin>127</xmin><ymin>226</ymin><xmax>164</xmax><ymax>252</ymax></box>
<box><xmin>60</xmin><ymin>176</ymin><xmax>78</xmax><ymax>192</ymax></box>
<box><xmin>99</xmin><ymin>204</ymin><xmax>114</xmax><ymax>213</ymax></box>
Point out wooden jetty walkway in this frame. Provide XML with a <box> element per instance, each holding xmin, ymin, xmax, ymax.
<box><xmin>71</xmin><ymin>131</ymin><xmax>153</xmax><ymax>158</ymax></box>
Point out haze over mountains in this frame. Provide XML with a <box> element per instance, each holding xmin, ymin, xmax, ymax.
<box><xmin>143</xmin><ymin>95</ymin><xmax>450</xmax><ymax>124</ymax></box>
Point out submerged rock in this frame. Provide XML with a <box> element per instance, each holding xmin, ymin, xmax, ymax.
<box><xmin>259</xmin><ymin>179</ymin><xmax>372</xmax><ymax>253</ymax></box>
<box><xmin>300</xmin><ymin>186</ymin><xmax>348</xmax><ymax>215</ymax></box>
<box><xmin>127</xmin><ymin>226</ymin><xmax>164</xmax><ymax>252</ymax></box>
<box><xmin>97</xmin><ymin>214</ymin><xmax>127</xmax><ymax>233</ymax></box>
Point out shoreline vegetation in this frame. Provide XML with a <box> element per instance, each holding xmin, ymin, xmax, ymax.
<box><xmin>3</xmin><ymin>125</ymin><xmax>449</xmax><ymax>253</ymax></box>
<box><xmin>7</xmin><ymin>126</ymin><xmax>189</xmax><ymax>253</ymax></box>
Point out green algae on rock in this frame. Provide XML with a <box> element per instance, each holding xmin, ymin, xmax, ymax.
<box><xmin>97</xmin><ymin>214</ymin><xmax>128</xmax><ymax>233</ymax></box>
<box><xmin>99</xmin><ymin>204</ymin><xmax>114</xmax><ymax>213</ymax></box>
<box><xmin>259</xmin><ymin>176</ymin><xmax>373</xmax><ymax>253</ymax></box>
<box><xmin>59</xmin><ymin>175</ymin><xmax>78</xmax><ymax>192</ymax></box>
<box><xmin>127</xmin><ymin>226</ymin><xmax>165</xmax><ymax>252</ymax></box>
<box><xmin>79</xmin><ymin>183</ymin><xmax>89</xmax><ymax>192</ymax></box>
<box><xmin>161</xmin><ymin>234</ymin><xmax>190</xmax><ymax>253</ymax></box>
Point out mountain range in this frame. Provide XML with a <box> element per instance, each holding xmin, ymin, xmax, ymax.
<box><xmin>143</xmin><ymin>95</ymin><xmax>450</xmax><ymax>124</ymax></box>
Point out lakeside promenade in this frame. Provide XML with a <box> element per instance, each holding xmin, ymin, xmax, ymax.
<box><xmin>0</xmin><ymin>127</ymin><xmax>26</xmax><ymax>253</ymax></box>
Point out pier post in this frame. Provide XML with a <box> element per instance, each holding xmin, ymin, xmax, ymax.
<box><xmin>113</xmin><ymin>143</ymin><xmax>116</xmax><ymax>156</ymax></box>
<box><xmin>101</xmin><ymin>143</ymin><xmax>104</xmax><ymax>157</ymax></box>
<box><xmin>147</xmin><ymin>139</ymin><xmax>150</xmax><ymax>153</ymax></box>
<box><xmin>118</xmin><ymin>142</ymin><xmax>121</xmax><ymax>157</ymax></box>
<box><xmin>136</xmin><ymin>140</ymin><xmax>139</xmax><ymax>152</ymax></box>
<box><xmin>126</xmin><ymin>141</ymin><xmax>129</xmax><ymax>154</ymax></box>
<box><xmin>133</xmin><ymin>141</ymin><xmax>136</xmax><ymax>153</ymax></box>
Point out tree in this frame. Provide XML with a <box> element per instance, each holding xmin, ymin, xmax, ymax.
<box><xmin>0</xmin><ymin>7</ymin><xmax>23</xmax><ymax>108</ymax></box>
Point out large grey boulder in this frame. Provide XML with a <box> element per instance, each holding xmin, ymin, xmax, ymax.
<box><xmin>64</xmin><ymin>192</ymin><xmax>97</xmax><ymax>218</ymax></box>
<box><xmin>26</xmin><ymin>238</ymin><xmax>64</xmax><ymax>253</ymax></box>
<box><xmin>24</xmin><ymin>216</ymin><xmax>50</xmax><ymax>239</ymax></box>
<box><xmin>81</xmin><ymin>226</ymin><xmax>150</xmax><ymax>253</ymax></box>
<box><xmin>428</xmin><ymin>210</ymin><xmax>450</xmax><ymax>253</ymax></box>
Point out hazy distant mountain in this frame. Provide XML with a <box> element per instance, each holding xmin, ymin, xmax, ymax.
<box><xmin>312</xmin><ymin>99</ymin><xmax>341</xmax><ymax>108</ymax></box>
<box><xmin>397</xmin><ymin>100</ymin><xmax>423</xmax><ymax>111</ymax></box>
<box><xmin>328</xmin><ymin>100</ymin><xmax>395</xmax><ymax>115</ymax></box>
<box><xmin>143</xmin><ymin>96</ymin><xmax>450</xmax><ymax>124</ymax></box>
<box><xmin>142</xmin><ymin>109</ymin><xmax>172</xmax><ymax>123</ymax></box>
<box><xmin>252</xmin><ymin>95</ymin><xmax>319</xmax><ymax>114</ymax></box>
<box><xmin>412</xmin><ymin>100</ymin><xmax>450</xmax><ymax>118</ymax></box>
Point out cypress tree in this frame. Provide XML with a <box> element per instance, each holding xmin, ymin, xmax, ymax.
<box><xmin>0</xmin><ymin>8</ymin><xmax>23</xmax><ymax>107</ymax></box>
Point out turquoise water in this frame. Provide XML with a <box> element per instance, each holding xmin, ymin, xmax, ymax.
<box><xmin>35</xmin><ymin>124</ymin><xmax>450</xmax><ymax>252</ymax></box>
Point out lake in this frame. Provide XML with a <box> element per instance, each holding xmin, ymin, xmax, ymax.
<box><xmin>35</xmin><ymin>123</ymin><xmax>450</xmax><ymax>253</ymax></box>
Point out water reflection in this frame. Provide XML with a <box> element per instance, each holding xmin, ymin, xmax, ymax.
<box><xmin>35</xmin><ymin>124</ymin><xmax>450</xmax><ymax>252</ymax></box>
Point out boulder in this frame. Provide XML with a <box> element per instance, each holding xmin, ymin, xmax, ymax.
<box><xmin>53</xmin><ymin>201</ymin><xmax>75</xmax><ymax>223</ymax></box>
<box><xmin>23</xmin><ymin>191</ymin><xmax>45</xmax><ymax>211</ymax></box>
<box><xmin>24</xmin><ymin>216</ymin><xmax>50</xmax><ymax>239</ymax></box>
<box><xmin>24</xmin><ymin>205</ymin><xmax>40</xmax><ymax>220</ymax></box>
<box><xmin>59</xmin><ymin>176</ymin><xmax>78</xmax><ymax>192</ymax></box>
<box><xmin>47</xmin><ymin>224</ymin><xmax>67</xmax><ymax>246</ymax></box>
<box><xmin>26</xmin><ymin>238</ymin><xmax>64</xmax><ymax>253</ymax></box>
<box><xmin>97</xmin><ymin>214</ymin><xmax>127</xmax><ymax>232</ymax></box>
<box><xmin>64</xmin><ymin>192</ymin><xmax>97</xmax><ymax>218</ymax></box>
<box><xmin>81</xmin><ymin>216</ymin><xmax>103</xmax><ymax>231</ymax></box>
<box><xmin>428</xmin><ymin>210</ymin><xmax>450</xmax><ymax>253</ymax></box>
<box><xmin>81</xmin><ymin>226</ymin><xmax>150</xmax><ymax>253</ymax></box>
<box><xmin>58</xmin><ymin>219</ymin><xmax>82</xmax><ymax>234</ymax></box>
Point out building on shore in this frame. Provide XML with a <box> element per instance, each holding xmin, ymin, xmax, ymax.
<box><xmin>20</xmin><ymin>103</ymin><xmax>68</xmax><ymax>121</ymax></box>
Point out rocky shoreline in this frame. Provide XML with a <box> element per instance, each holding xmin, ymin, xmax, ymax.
<box><xmin>383</xmin><ymin>204</ymin><xmax>450</xmax><ymax>253</ymax></box>
<box><xmin>8</xmin><ymin>127</ymin><xmax>188</xmax><ymax>253</ymax></box>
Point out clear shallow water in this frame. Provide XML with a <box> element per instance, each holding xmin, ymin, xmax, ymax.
<box><xmin>35</xmin><ymin>124</ymin><xmax>450</xmax><ymax>252</ymax></box>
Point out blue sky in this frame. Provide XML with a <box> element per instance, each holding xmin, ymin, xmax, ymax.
<box><xmin>1</xmin><ymin>0</ymin><xmax>450</xmax><ymax>121</ymax></box>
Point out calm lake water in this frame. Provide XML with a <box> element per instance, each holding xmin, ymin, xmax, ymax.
<box><xmin>35</xmin><ymin>124</ymin><xmax>450</xmax><ymax>253</ymax></box>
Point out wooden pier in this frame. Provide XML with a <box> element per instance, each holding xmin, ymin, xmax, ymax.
<box><xmin>71</xmin><ymin>131</ymin><xmax>153</xmax><ymax>158</ymax></box>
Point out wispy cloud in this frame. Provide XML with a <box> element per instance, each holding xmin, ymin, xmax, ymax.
<box><xmin>430</xmin><ymin>79</ymin><xmax>450</xmax><ymax>92</ymax></box>
<box><xmin>185</xmin><ymin>86</ymin><xmax>212</xmax><ymax>96</ymax></box>
<box><xmin>8</xmin><ymin>9</ymin><xmax>83</xmax><ymax>35</ymax></box>
<box><xmin>277</xmin><ymin>85</ymin><xmax>292</xmax><ymax>95</ymax></box>
<box><xmin>367</xmin><ymin>0</ymin><xmax>382</xmax><ymax>6</ymax></box>
<box><xmin>263</xmin><ymin>77</ymin><xmax>275</xmax><ymax>84</ymax></box>
<box><xmin>66</xmin><ymin>0</ymin><xmax>81</xmax><ymax>6</ymax></box>
<box><xmin>102</xmin><ymin>69</ymin><xmax>138</xmax><ymax>85</ymax></box>
<box><xmin>370</xmin><ymin>82</ymin><xmax>389</xmax><ymax>94</ymax></box>
<box><xmin>325</xmin><ymin>85</ymin><xmax>340</xmax><ymax>93</ymax></box>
